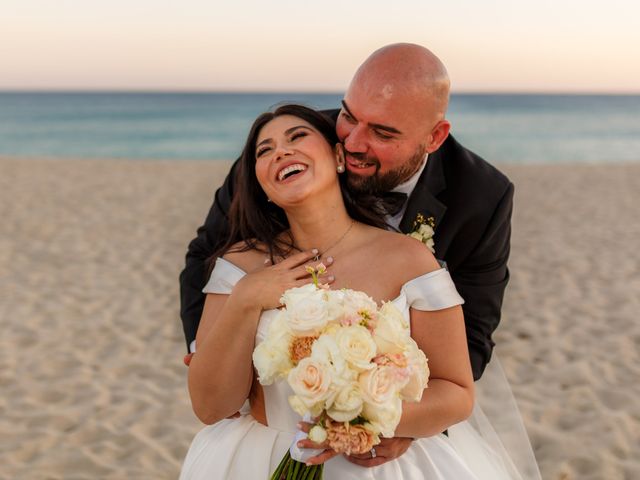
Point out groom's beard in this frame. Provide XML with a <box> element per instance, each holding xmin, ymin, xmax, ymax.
<box><xmin>346</xmin><ymin>145</ymin><xmax>427</xmax><ymax>195</ymax></box>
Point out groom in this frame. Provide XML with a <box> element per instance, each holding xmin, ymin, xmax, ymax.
<box><xmin>179</xmin><ymin>43</ymin><xmax>513</xmax><ymax>466</ymax></box>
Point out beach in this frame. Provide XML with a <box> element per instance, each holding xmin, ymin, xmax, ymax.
<box><xmin>1</xmin><ymin>157</ymin><xmax>638</xmax><ymax>479</ymax></box>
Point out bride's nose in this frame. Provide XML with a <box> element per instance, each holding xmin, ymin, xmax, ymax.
<box><xmin>273</xmin><ymin>143</ymin><xmax>294</xmax><ymax>161</ymax></box>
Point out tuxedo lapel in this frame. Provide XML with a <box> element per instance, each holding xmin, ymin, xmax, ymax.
<box><xmin>399</xmin><ymin>150</ymin><xmax>447</xmax><ymax>234</ymax></box>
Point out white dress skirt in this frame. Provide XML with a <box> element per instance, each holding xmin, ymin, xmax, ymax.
<box><xmin>180</xmin><ymin>258</ymin><xmax>540</xmax><ymax>480</ymax></box>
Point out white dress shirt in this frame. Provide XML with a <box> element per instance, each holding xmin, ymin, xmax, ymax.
<box><xmin>385</xmin><ymin>154</ymin><xmax>429</xmax><ymax>230</ymax></box>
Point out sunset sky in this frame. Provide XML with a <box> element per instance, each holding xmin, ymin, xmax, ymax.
<box><xmin>1</xmin><ymin>0</ymin><xmax>638</xmax><ymax>92</ymax></box>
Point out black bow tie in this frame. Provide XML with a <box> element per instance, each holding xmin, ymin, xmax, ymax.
<box><xmin>377</xmin><ymin>191</ymin><xmax>408</xmax><ymax>216</ymax></box>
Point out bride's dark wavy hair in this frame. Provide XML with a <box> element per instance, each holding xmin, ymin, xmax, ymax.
<box><xmin>211</xmin><ymin>104</ymin><xmax>386</xmax><ymax>264</ymax></box>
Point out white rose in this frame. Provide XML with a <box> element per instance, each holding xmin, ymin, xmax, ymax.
<box><xmin>374</xmin><ymin>302</ymin><xmax>410</xmax><ymax>354</ymax></box>
<box><xmin>284</xmin><ymin>290</ymin><xmax>329</xmax><ymax>336</ymax></box>
<box><xmin>327</xmin><ymin>381</ymin><xmax>364</xmax><ymax>422</ymax></box>
<box><xmin>335</xmin><ymin>325</ymin><xmax>377</xmax><ymax>372</ymax></box>
<box><xmin>323</xmin><ymin>289</ymin><xmax>346</xmax><ymax>325</ymax></box>
<box><xmin>409</xmin><ymin>231</ymin><xmax>423</xmax><ymax>242</ymax></box>
<box><xmin>288</xmin><ymin>357</ymin><xmax>333</xmax><ymax>413</ymax></box>
<box><xmin>362</xmin><ymin>396</ymin><xmax>402</xmax><ymax>438</ymax></box>
<box><xmin>253</xmin><ymin>316</ymin><xmax>294</xmax><ymax>385</ymax></box>
<box><xmin>342</xmin><ymin>290</ymin><xmax>378</xmax><ymax>325</ymax></box>
<box><xmin>400</xmin><ymin>340</ymin><xmax>430</xmax><ymax>402</ymax></box>
<box><xmin>280</xmin><ymin>283</ymin><xmax>318</xmax><ymax>308</ymax></box>
<box><xmin>310</xmin><ymin>334</ymin><xmax>348</xmax><ymax>381</ymax></box>
<box><xmin>359</xmin><ymin>365</ymin><xmax>399</xmax><ymax>407</ymax></box>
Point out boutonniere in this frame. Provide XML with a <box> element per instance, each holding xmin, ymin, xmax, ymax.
<box><xmin>407</xmin><ymin>213</ymin><xmax>435</xmax><ymax>253</ymax></box>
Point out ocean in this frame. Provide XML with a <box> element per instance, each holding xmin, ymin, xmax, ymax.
<box><xmin>1</xmin><ymin>92</ymin><xmax>639</xmax><ymax>164</ymax></box>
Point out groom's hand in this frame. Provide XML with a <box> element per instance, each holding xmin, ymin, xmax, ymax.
<box><xmin>345</xmin><ymin>437</ymin><xmax>413</xmax><ymax>467</ymax></box>
<box><xmin>183</xmin><ymin>353</ymin><xmax>194</xmax><ymax>366</ymax></box>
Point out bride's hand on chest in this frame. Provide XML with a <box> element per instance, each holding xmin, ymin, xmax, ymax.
<box><xmin>231</xmin><ymin>249</ymin><xmax>335</xmax><ymax>310</ymax></box>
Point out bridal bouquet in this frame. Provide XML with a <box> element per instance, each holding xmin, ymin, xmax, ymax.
<box><xmin>252</xmin><ymin>265</ymin><xmax>430</xmax><ymax>480</ymax></box>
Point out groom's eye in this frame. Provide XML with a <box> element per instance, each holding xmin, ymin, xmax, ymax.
<box><xmin>341</xmin><ymin>111</ymin><xmax>355</xmax><ymax>123</ymax></box>
<box><xmin>374</xmin><ymin>129</ymin><xmax>393</xmax><ymax>140</ymax></box>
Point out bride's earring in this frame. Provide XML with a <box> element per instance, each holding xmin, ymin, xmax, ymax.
<box><xmin>336</xmin><ymin>144</ymin><xmax>346</xmax><ymax>173</ymax></box>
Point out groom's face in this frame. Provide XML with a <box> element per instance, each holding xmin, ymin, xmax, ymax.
<box><xmin>336</xmin><ymin>80</ymin><xmax>431</xmax><ymax>194</ymax></box>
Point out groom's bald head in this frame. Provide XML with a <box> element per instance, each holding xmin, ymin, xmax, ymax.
<box><xmin>352</xmin><ymin>43</ymin><xmax>451</xmax><ymax>125</ymax></box>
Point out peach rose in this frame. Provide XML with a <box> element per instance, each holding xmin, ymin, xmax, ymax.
<box><xmin>288</xmin><ymin>357</ymin><xmax>333</xmax><ymax>415</ymax></box>
<box><xmin>359</xmin><ymin>365</ymin><xmax>399</xmax><ymax>407</ymax></box>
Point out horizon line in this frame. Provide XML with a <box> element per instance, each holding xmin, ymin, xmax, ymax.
<box><xmin>1</xmin><ymin>88</ymin><xmax>640</xmax><ymax>96</ymax></box>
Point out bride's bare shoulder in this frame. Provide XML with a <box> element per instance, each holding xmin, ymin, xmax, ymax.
<box><xmin>368</xmin><ymin>228</ymin><xmax>440</xmax><ymax>279</ymax></box>
<box><xmin>221</xmin><ymin>240</ymin><xmax>268</xmax><ymax>273</ymax></box>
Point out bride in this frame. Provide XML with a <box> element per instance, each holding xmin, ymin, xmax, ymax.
<box><xmin>180</xmin><ymin>104</ymin><xmax>525</xmax><ymax>479</ymax></box>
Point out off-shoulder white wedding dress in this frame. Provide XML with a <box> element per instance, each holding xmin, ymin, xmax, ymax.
<box><xmin>180</xmin><ymin>258</ymin><xmax>540</xmax><ymax>480</ymax></box>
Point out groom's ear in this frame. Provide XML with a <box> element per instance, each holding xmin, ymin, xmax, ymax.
<box><xmin>425</xmin><ymin>120</ymin><xmax>451</xmax><ymax>153</ymax></box>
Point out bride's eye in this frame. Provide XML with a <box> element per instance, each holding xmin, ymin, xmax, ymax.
<box><xmin>256</xmin><ymin>146</ymin><xmax>271</xmax><ymax>158</ymax></box>
<box><xmin>290</xmin><ymin>131</ymin><xmax>307</xmax><ymax>142</ymax></box>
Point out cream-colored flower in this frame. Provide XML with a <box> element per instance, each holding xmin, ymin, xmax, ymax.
<box><xmin>342</xmin><ymin>290</ymin><xmax>378</xmax><ymax>326</ymax></box>
<box><xmin>327</xmin><ymin>382</ymin><xmax>364</xmax><ymax>422</ymax></box>
<box><xmin>280</xmin><ymin>283</ymin><xmax>317</xmax><ymax>308</ymax></box>
<box><xmin>308</xmin><ymin>425</ymin><xmax>328</xmax><ymax>444</ymax></box>
<box><xmin>323</xmin><ymin>289</ymin><xmax>347</xmax><ymax>325</ymax></box>
<box><xmin>400</xmin><ymin>339</ymin><xmax>430</xmax><ymax>402</ymax></box>
<box><xmin>284</xmin><ymin>289</ymin><xmax>329</xmax><ymax>336</ymax></box>
<box><xmin>426</xmin><ymin>238</ymin><xmax>435</xmax><ymax>253</ymax></box>
<box><xmin>253</xmin><ymin>314</ymin><xmax>294</xmax><ymax>385</ymax></box>
<box><xmin>362</xmin><ymin>396</ymin><xmax>402</xmax><ymax>438</ymax></box>
<box><xmin>374</xmin><ymin>302</ymin><xmax>410</xmax><ymax>355</ymax></box>
<box><xmin>288</xmin><ymin>357</ymin><xmax>333</xmax><ymax>412</ymax></box>
<box><xmin>335</xmin><ymin>325</ymin><xmax>377</xmax><ymax>372</ymax></box>
<box><xmin>359</xmin><ymin>365</ymin><xmax>399</xmax><ymax>407</ymax></box>
<box><xmin>310</xmin><ymin>334</ymin><xmax>347</xmax><ymax>380</ymax></box>
<box><xmin>418</xmin><ymin>223</ymin><xmax>435</xmax><ymax>238</ymax></box>
<box><xmin>409</xmin><ymin>231</ymin><xmax>423</xmax><ymax>241</ymax></box>
<box><xmin>288</xmin><ymin>394</ymin><xmax>309</xmax><ymax>417</ymax></box>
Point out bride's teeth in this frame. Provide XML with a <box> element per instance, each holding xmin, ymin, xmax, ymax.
<box><xmin>278</xmin><ymin>164</ymin><xmax>307</xmax><ymax>181</ymax></box>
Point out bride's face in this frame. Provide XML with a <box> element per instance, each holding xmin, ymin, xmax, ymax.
<box><xmin>255</xmin><ymin>115</ymin><xmax>340</xmax><ymax>207</ymax></box>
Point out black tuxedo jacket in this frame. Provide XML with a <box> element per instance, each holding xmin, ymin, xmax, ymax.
<box><xmin>179</xmin><ymin>110</ymin><xmax>513</xmax><ymax>381</ymax></box>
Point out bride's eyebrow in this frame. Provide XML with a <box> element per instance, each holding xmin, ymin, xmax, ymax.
<box><xmin>256</xmin><ymin>138</ymin><xmax>273</xmax><ymax>149</ymax></box>
<box><xmin>284</xmin><ymin>126</ymin><xmax>312</xmax><ymax>135</ymax></box>
<box><xmin>256</xmin><ymin>125</ymin><xmax>313</xmax><ymax>149</ymax></box>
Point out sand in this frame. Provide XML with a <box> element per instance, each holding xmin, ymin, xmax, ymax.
<box><xmin>0</xmin><ymin>156</ymin><xmax>638</xmax><ymax>480</ymax></box>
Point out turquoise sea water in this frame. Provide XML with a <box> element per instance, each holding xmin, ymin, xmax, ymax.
<box><xmin>1</xmin><ymin>92</ymin><xmax>639</xmax><ymax>163</ymax></box>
